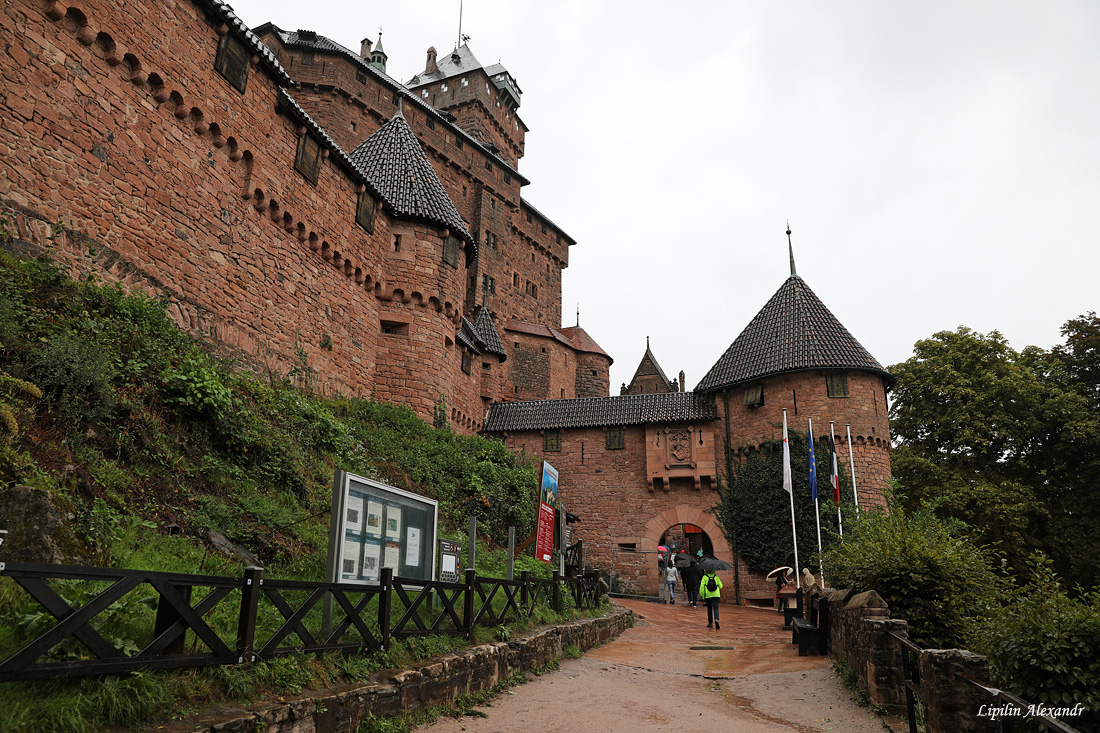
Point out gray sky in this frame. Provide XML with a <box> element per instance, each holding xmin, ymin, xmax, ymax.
<box><xmin>229</xmin><ymin>0</ymin><xmax>1100</xmax><ymax>392</ymax></box>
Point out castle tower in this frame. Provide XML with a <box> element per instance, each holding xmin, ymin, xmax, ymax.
<box><xmin>621</xmin><ymin>338</ymin><xmax>678</xmax><ymax>395</ymax></box>
<box><xmin>695</xmin><ymin>251</ymin><xmax>893</xmax><ymax>508</ymax></box>
<box><xmin>369</xmin><ymin>31</ymin><xmax>387</xmax><ymax>73</ymax></box>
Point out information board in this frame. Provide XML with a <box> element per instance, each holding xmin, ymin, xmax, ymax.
<box><xmin>535</xmin><ymin>461</ymin><xmax>558</xmax><ymax>562</ymax></box>
<box><xmin>326</xmin><ymin>471</ymin><xmax>438</xmax><ymax>585</ymax></box>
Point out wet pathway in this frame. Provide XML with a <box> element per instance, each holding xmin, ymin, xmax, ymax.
<box><xmin>417</xmin><ymin>598</ymin><xmax>888</xmax><ymax>732</ymax></box>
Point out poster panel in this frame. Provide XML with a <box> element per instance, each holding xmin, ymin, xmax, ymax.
<box><xmin>535</xmin><ymin>461</ymin><xmax>558</xmax><ymax>562</ymax></box>
<box><xmin>326</xmin><ymin>471</ymin><xmax>439</xmax><ymax>585</ymax></box>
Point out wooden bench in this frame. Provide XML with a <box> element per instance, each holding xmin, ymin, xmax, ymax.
<box><xmin>790</xmin><ymin>593</ymin><xmax>829</xmax><ymax>656</ymax></box>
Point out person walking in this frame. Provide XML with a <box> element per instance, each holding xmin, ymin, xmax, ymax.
<box><xmin>665</xmin><ymin>561</ymin><xmax>679</xmax><ymax>604</ymax></box>
<box><xmin>682</xmin><ymin>558</ymin><xmax>701</xmax><ymax>607</ymax></box>
<box><xmin>700</xmin><ymin>569</ymin><xmax>723</xmax><ymax>629</ymax></box>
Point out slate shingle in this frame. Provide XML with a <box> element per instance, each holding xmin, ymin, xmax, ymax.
<box><xmin>349</xmin><ymin>110</ymin><xmax>474</xmax><ymax>247</ymax></box>
<box><xmin>483</xmin><ymin>392</ymin><xmax>718</xmax><ymax>432</ymax></box>
<box><xmin>473</xmin><ymin>309</ymin><xmax>507</xmax><ymax>359</ymax></box>
<box><xmin>695</xmin><ymin>276</ymin><xmax>890</xmax><ymax>393</ymax></box>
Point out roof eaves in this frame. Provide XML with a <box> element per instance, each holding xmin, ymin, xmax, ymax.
<box><xmin>201</xmin><ymin>2</ymin><xmax>292</xmax><ymax>85</ymax></box>
<box><xmin>520</xmin><ymin>198</ymin><xmax>576</xmax><ymax>245</ymax></box>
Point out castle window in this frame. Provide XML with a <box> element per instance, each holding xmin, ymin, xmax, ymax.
<box><xmin>393</xmin><ymin>235</ymin><xmax>401</xmax><ymax>252</ymax></box>
<box><xmin>441</xmin><ymin>83</ymin><xmax>448</xmax><ymax>92</ymax></box>
<box><xmin>526</xmin><ymin>212</ymin><xmax>532</xmax><ymax>223</ymax></box>
<box><xmin>485</xmin><ymin>161</ymin><xmax>492</xmax><ymax>171</ymax></box>
<box><xmin>294</xmin><ymin>133</ymin><xmax>322</xmax><ymax>183</ymax></box>
<box><xmin>381</xmin><ymin>320</ymin><xmax>409</xmax><ymax>336</ymax></box>
<box><xmin>513</xmin><ymin>273</ymin><xmax>519</xmax><ymax>287</ymax></box>
<box><xmin>355</xmin><ymin>190</ymin><xmax>376</xmax><ymax>233</ymax></box>
<box><xmin>461</xmin><ymin>351</ymin><xmax>472</xmax><ymax>374</ymax></box>
<box><xmin>606</xmin><ymin>426</ymin><xmax>625</xmax><ymax>450</ymax></box>
<box><xmin>461</xmin><ymin>77</ymin><xmax>468</xmax><ymax>86</ymax></box>
<box><xmin>744</xmin><ymin>382</ymin><xmax>764</xmax><ymax>407</ymax></box>
<box><xmin>827</xmin><ymin>372</ymin><xmax>850</xmax><ymax>398</ymax></box>
<box><xmin>214</xmin><ymin>34</ymin><xmax>249</xmax><ymax>93</ymax></box>
<box><xmin>356</xmin><ymin>68</ymin><xmax>367</xmax><ymax>83</ymax></box>
<box><xmin>300</xmin><ymin>51</ymin><xmax>314</xmax><ymax>66</ymax></box>
<box><xmin>541</xmin><ymin>224</ymin><xmax>547</xmax><ymax>234</ymax></box>
<box><xmin>350</xmin><ymin>121</ymin><xmax>357</xmax><ymax>132</ymax></box>
<box><xmin>543</xmin><ymin>430</ymin><xmax>561</xmax><ymax>452</ymax></box>
<box><xmin>456</xmin><ymin>137</ymin><xmax>464</xmax><ymax>149</ymax></box>
<box><xmin>427</xmin><ymin>117</ymin><xmax>435</xmax><ymax>129</ymax></box>
<box><xmin>492</xmin><ymin>233</ymin><xmax>498</xmax><ymax>248</ymax></box>
<box><xmin>482</xmin><ymin>274</ymin><xmax>495</xmax><ymax>294</ymax></box>
<box><xmin>442</xmin><ymin>235</ymin><xmax>460</xmax><ymax>267</ymax></box>
<box><xmin>505</xmin><ymin>174</ymin><xmax>511</xmax><ymax>184</ymax></box>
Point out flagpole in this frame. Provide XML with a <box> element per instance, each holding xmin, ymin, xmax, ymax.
<box><xmin>809</xmin><ymin>418</ymin><xmax>825</xmax><ymax>588</ymax></box>
<box><xmin>783</xmin><ymin>409</ymin><xmax>801</xmax><ymax>587</ymax></box>
<box><xmin>831</xmin><ymin>421</ymin><xmax>843</xmax><ymax>537</ymax></box>
<box><xmin>846</xmin><ymin>423</ymin><xmax>860</xmax><ymax>513</ymax></box>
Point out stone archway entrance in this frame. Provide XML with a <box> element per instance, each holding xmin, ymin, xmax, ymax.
<box><xmin>659</xmin><ymin>523</ymin><xmax>712</xmax><ymax>558</ymax></box>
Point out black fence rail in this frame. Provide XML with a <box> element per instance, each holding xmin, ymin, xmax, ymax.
<box><xmin>888</xmin><ymin>631</ymin><xmax>1081</xmax><ymax>733</ymax></box>
<box><xmin>0</xmin><ymin>561</ymin><xmax>602</xmax><ymax>683</ymax></box>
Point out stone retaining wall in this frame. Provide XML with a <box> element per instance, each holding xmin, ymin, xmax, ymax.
<box><xmin>174</xmin><ymin>609</ymin><xmax>633</xmax><ymax>733</ymax></box>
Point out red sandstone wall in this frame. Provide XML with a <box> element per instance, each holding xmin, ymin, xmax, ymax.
<box><xmin>574</xmin><ymin>352</ymin><xmax>611</xmax><ymax>398</ymax></box>
<box><xmin>501</xmin><ymin>423</ymin><xmax>730</xmax><ymax>595</ymax></box>
<box><xmin>716</xmin><ymin>370</ymin><xmax>892</xmax><ymax>506</ymax></box>
<box><xmin>0</xmin><ymin>0</ymin><xmax>471</xmax><ymax>426</ymax></box>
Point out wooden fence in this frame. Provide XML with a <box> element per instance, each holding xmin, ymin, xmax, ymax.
<box><xmin>0</xmin><ymin>561</ymin><xmax>603</xmax><ymax>683</ymax></box>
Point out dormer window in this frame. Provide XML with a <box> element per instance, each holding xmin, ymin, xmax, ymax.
<box><xmin>461</xmin><ymin>77</ymin><xmax>468</xmax><ymax>87</ymax></box>
<box><xmin>214</xmin><ymin>34</ymin><xmax>249</xmax><ymax>93</ymax></box>
<box><xmin>300</xmin><ymin>51</ymin><xmax>314</xmax><ymax>66</ymax></box>
<box><xmin>294</xmin><ymin>133</ymin><xmax>322</xmax><ymax>183</ymax></box>
<box><xmin>744</xmin><ymin>382</ymin><xmax>764</xmax><ymax>407</ymax></box>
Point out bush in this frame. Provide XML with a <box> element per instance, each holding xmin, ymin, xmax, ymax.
<box><xmin>822</xmin><ymin>493</ymin><xmax>1003</xmax><ymax>648</ymax></box>
<box><xmin>970</xmin><ymin>554</ymin><xmax>1100</xmax><ymax>731</ymax></box>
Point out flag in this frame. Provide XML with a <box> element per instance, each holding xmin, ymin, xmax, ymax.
<box><xmin>829</xmin><ymin>433</ymin><xmax>840</xmax><ymax>503</ymax></box>
<box><xmin>808</xmin><ymin>428</ymin><xmax>817</xmax><ymax>503</ymax></box>
<box><xmin>782</xmin><ymin>411</ymin><xmax>792</xmax><ymax>495</ymax></box>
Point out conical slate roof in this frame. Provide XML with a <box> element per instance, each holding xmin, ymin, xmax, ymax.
<box><xmin>695</xmin><ymin>276</ymin><xmax>890</xmax><ymax>393</ymax></box>
<box><xmin>349</xmin><ymin>108</ymin><xmax>474</xmax><ymax>247</ymax></box>
<box><xmin>628</xmin><ymin>341</ymin><xmax>673</xmax><ymax>392</ymax></box>
<box><xmin>472</xmin><ymin>308</ymin><xmax>507</xmax><ymax>359</ymax></box>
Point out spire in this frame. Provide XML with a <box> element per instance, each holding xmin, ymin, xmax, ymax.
<box><xmin>787</xmin><ymin>221</ymin><xmax>797</xmax><ymax>277</ymax></box>
<box><xmin>576</xmin><ymin>304</ymin><xmax>580</xmax><ymax>327</ymax></box>
<box><xmin>370</xmin><ymin>28</ymin><xmax>387</xmax><ymax>73</ymax></box>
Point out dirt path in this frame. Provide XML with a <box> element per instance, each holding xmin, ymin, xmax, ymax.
<box><xmin>417</xmin><ymin>598</ymin><xmax>888</xmax><ymax>732</ymax></box>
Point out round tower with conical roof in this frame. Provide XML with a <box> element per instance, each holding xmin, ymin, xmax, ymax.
<box><xmin>695</xmin><ymin>244</ymin><xmax>892</xmax><ymax>510</ymax></box>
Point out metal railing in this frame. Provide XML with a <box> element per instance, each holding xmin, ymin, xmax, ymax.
<box><xmin>0</xmin><ymin>561</ymin><xmax>604</xmax><ymax>683</ymax></box>
<box><xmin>887</xmin><ymin>631</ymin><xmax>1081</xmax><ymax>733</ymax></box>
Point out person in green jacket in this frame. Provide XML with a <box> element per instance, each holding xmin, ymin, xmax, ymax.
<box><xmin>699</xmin><ymin>570</ymin><xmax>723</xmax><ymax>629</ymax></box>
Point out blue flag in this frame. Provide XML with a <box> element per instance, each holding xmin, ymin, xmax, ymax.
<box><xmin>808</xmin><ymin>431</ymin><xmax>817</xmax><ymax>503</ymax></box>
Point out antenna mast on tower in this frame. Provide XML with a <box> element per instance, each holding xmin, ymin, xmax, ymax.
<box><xmin>457</xmin><ymin>0</ymin><xmax>463</xmax><ymax>48</ymax></box>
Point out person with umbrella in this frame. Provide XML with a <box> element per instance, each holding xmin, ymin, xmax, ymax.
<box><xmin>698</xmin><ymin>555</ymin><xmax>731</xmax><ymax>629</ymax></box>
<box><xmin>768</xmin><ymin>566</ymin><xmax>794</xmax><ymax>610</ymax></box>
<box><xmin>675</xmin><ymin>551</ymin><xmax>700</xmax><ymax>607</ymax></box>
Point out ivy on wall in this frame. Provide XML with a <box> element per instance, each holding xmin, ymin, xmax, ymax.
<box><xmin>717</xmin><ymin>429</ymin><xmax>855</xmax><ymax>574</ymax></box>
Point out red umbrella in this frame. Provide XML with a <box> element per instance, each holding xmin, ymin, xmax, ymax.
<box><xmin>657</xmin><ymin>545</ymin><xmax>669</xmax><ymax>552</ymax></box>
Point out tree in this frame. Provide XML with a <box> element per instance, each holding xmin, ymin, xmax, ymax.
<box><xmin>890</xmin><ymin>325</ymin><xmax>1100</xmax><ymax>587</ymax></box>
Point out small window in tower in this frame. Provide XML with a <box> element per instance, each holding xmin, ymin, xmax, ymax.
<box><xmin>482</xmin><ymin>362</ymin><xmax>491</xmax><ymax>370</ymax></box>
<box><xmin>505</xmin><ymin>174</ymin><xmax>511</xmax><ymax>184</ymax></box>
<box><xmin>461</xmin><ymin>351</ymin><xmax>472</xmax><ymax>374</ymax></box>
<box><xmin>441</xmin><ymin>83</ymin><xmax>448</xmax><ymax>92</ymax></box>
<box><xmin>442</xmin><ymin>235</ymin><xmax>460</xmax><ymax>267</ymax></box>
<box><xmin>461</xmin><ymin>77</ymin><xmax>468</xmax><ymax>86</ymax></box>
<box><xmin>294</xmin><ymin>133</ymin><xmax>322</xmax><ymax>183</ymax></box>
<box><xmin>393</xmin><ymin>234</ymin><xmax>401</xmax><ymax>252</ymax></box>
<box><xmin>356</xmin><ymin>68</ymin><xmax>367</xmax><ymax>83</ymax></box>
<box><xmin>427</xmin><ymin>117</ymin><xmax>435</xmax><ymax>129</ymax></box>
<box><xmin>744</xmin><ymin>382</ymin><xmax>764</xmax><ymax>407</ymax></box>
<box><xmin>482</xmin><ymin>274</ymin><xmax>495</xmax><ymax>294</ymax></box>
<box><xmin>492</xmin><ymin>234</ymin><xmax>498</xmax><ymax>248</ymax></box>
<box><xmin>526</xmin><ymin>212</ymin><xmax>532</xmax><ymax>223</ymax></box>
<box><xmin>350</xmin><ymin>121</ymin><xmax>357</xmax><ymax>132</ymax></box>
<box><xmin>422</xmin><ymin>89</ymin><xmax>429</xmax><ymax>98</ymax></box>
<box><xmin>356</xmin><ymin>189</ymin><xmax>376</xmax><ymax>233</ymax></box>
<box><xmin>381</xmin><ymin>320</ymin><xmax>409</xmax><ymax>336</ymax></box>
<box><xmin>485</xmin><ymin>160</ymin><xmax>492</xmax><ymax>171</ymax></box>
<box><xmin>214</xmin><ymin>33</ymin><xmax>249</xmax><ymax>93</ymax></box>
<box><xmin>543</xmin><ymin>430</ymin><xmax>561</xmax><ymax>452</ymax></box>
<box><xmin>456</xmin><ymin>137</ymin><xmax>464</xmax><ymax>149</ymax></box>
<box><xmin>827</xmin><ymin>372</ymin><xmax>850</xmax><ymax>398</ymax></box>
<box><xmin>484</xmin><ymin>230</ymin><xmax>491</xmax><ymax>247</ymax></box>
<box><xmin>490</xmin><ymin>198</ymin><xmax>496</xmax><ymax>210</ymax></box>
<box><xmin>300</xmin><ymin>51</ymin><xmax>314</xmax><ymax>66</ymax></box>
<box><xmin>606</xmin><ymin>426</ymin><xmax>625</xmax><ymax>451</ymax></box>
<box><xmin>541</xmin><ymin>224</ymin><xmax>547</xmax><ymax>234</ymax></box>
<box><xmin>513</xmin><ymin>273</ymin><xmax>519</xmax><ymax>287</ymax></box>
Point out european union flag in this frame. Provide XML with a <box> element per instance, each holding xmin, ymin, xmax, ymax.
<box><xmin>809</xmin><ymin>432</ymin><xmax>818</xmax><ymax>503</ymax></box>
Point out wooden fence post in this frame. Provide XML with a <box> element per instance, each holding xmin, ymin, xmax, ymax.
<box><xmin>153</xmin><ymin>583</ymin><xmax>193</xmax><ymax>656</ymax></box>
<box><xmin>520</xmin><ymin>570</ymin><xmax>529</xmax><ymax>612</ymax></box>
<box><xmin>464</xmin><ymin>568</ymin><xmax>476</xmax><ymax>639</ymax></box>
<box><xmin>552</xmin><ymin>570</ymin><xmax>562</xmax><ymax>613</ymax></box>
<box><xmin>236</xmin><ymin>566</ymin><xmax>263</xmax><ymax>663</ymax></box>
<box><xmin>378</xmin><ymin>567</ymin><xmax>392</xmax><ymax>651</ymax></box>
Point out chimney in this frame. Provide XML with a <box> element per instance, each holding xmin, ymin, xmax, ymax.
<box><xmin>425</xmin><ymin>46</ymin><xmax>438</xmax><ymax>74</ymax></box>
<box><xmin>679</xmin><ymin>370</ymin><xmax>685</xmax><ymax>393</ymax></box>
<box><xmin>360</xmin><ymin>37</ymin><xmax>372</xmax><ymax>59</ymax></box>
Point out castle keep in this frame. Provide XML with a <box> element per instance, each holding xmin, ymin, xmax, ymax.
<box><xmin>0</xmin><ymin>0</ymin><xmax>892</xmax><ymax>595</ymax></box>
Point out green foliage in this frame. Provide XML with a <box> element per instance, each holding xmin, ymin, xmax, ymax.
<box><xmin>0</xmin><ymin>370</ymin><xmax>41</xmax><ymax>445</ymax></box>
<box><xmin>718</xmin><ymin>429</ymin><xmax>853</xmax><ymax>573</ymax></box>
<box><xmin>890</xmin><ymin>324</ymin><xmax>1100</xmax><ymax>586</ymax></box>
<box><xmin>970</xmin><ymin>554</ymin><xmax>1100</xmax><ymax>731</ymax></box>
<box><xmin>822</xmin><ymin>494</ymin><xmax>1003</xmax><ymax>648</ymax></box>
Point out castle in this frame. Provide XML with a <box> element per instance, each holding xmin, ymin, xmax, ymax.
<box><xmin>0</xmin><ymin>0</ymin><xmax>892</xmax><ymax>597</ymax></box>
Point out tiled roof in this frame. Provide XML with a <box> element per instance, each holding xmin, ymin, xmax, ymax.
<box><xmin>261</xmin><ymin>27</ymin><xmax>529</xmax><ymax>186</ymax></box>
<box><xmin>204</xmin><ymin>1</ymin><xmax>292</xmax><ymax>85</ymax></box>
<box><xmin>504</xmin><ymin>320</ymin><xmax>612</xmax><ymax>362</ymax></box>
<box><xmin>630</xmin><ymin>343</ymin><xmax>673</xmax><ymax>387</ymax></box>
<box><xmin>457</xmin><ymin>318</ymin><xmax>482</xmax><ymax>353</ymax></box>
<box><xmin>521</xmin><ymin>199</ymin><xmax>576</xmax><ymax>246</ymax></box>
<box><xmin>483</xmin><ymin>392</ymin><xmax>718</xmax><ymax>432</ymax></box>
<box><xmin>411</xmin><ymin>44</ymin><xmax>491</xmax><ymax>86</ymax></box>
<box><xmin>349</xmin><ymin>108</ymin><xmax>475</xmax><ymax>247</ymax></box>
<box><xmin>473</xmin><ymin>308</ymin><xmax>507</xmax><ymax>358</ymax></box>
<box><xmin>695</xmin><ymin>276</ymin><xmax>890</xmax><ymax>393</ymax></box>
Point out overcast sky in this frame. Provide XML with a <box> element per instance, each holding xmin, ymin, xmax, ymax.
<box><xmin>228</xmin><ymin>0</ymin><xmax>1100</xmax><ymax>393</ymax></box>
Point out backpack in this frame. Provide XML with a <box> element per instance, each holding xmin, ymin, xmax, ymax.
<box><xmin>706</xmin><ymin>574</ymin><xmax>717</xmax><ymax>592</ymax></box>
